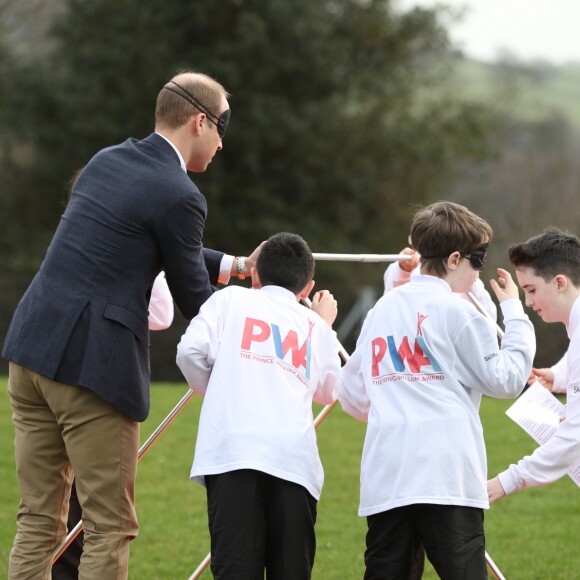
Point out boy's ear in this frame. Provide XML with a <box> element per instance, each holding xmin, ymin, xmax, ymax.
<box><xmin>250</xmin><ymin>267</ymin><xmax>261</xmax><ymax>289</ymax></box>
<box><xmin>555</xmin><ymin>274</ymin><xmax>569</xmax><ymax>293</ymax></box>
<box><xmin>297</xmin><ymin>279</ymin><xmax>315</xmax><ymax>301</ymax></box>
<box><xmin>447</xmin><ymin>251</ymin><xmax>461</xmax><ymax>271</ymax></box>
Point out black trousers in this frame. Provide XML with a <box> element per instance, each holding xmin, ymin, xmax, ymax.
<box><xmin>51</xmin><ymin>481</ymin><xmax>83</xmax><ymax>580</ymax></box>
<box><xmin>205</xmin><ymin>469</ymin><xmax>318</xmax><ymax>580</ymax></box>
<box><xmin>364</xmin><ymin>504</ymin><xmax>487</xmax><ymax>580</ymax></box>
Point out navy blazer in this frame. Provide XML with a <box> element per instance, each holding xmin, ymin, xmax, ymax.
<box><xmin>3</xmin><ymin>133</ymin><xmax>222</xmax><ymax>421</ymax></box>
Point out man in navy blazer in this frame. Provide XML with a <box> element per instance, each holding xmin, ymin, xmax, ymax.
<box><xmin>3</xmin><ymin>71</ymin><xmax>251</xmax><ymax>579</ymax></box>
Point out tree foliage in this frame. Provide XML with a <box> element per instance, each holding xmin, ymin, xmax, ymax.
<box><xmin>4</xmin><ymin>0</ymin><xmax>495</xmax><ymax>253</ymax></box>
<box><xmin>0</xmin><ymin>0</ymin><xmax>497</xmax><ymax>377</ymax></box>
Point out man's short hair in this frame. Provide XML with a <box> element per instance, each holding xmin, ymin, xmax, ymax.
<box><xmin>257</xmin><ymin>232</ymin><xmax>315</xmax><ymax>294</ymax></box>
<box><xmin>410</xmin><ymin>201</ymin><xmax>493</xmax><ymax>276</ymax></box>
<box><xmin>508</xmin><ymin>228</ymin><xmax>580</xmax><ymax>285</ymax></box>
<box><xmin>155</xmin><ymin>71</ymin><xmax>229</xmax><ymax>130</ymax></box>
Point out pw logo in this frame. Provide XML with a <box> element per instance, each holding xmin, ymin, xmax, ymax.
<box><xmin>371</xmin><ymin>312</ymin><xmax>440</xmax><ymax>376</ymax></box>
<box><xmin>241</xmin><ymin>317</ymin><xmax>313</xmax><ymax>378</ymax></box>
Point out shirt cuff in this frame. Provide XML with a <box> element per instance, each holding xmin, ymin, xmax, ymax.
<box><xmin>218</xmin><ymin>254</ymin><xmax>234</xmax><ymax>285</ymax></box>
<box><xmin>498</xmin><ymin>467</ymin><xmax>519</xmax><ymax>496</ymax></box>
<box><xmin>499</xmin><ymin>298</ymin><xmax>526</xmax><ymax>321</ymax></box>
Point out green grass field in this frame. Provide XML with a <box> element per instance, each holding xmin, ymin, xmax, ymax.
<box><xmin>1</xmin><ymin>380</ymin><xmax>578</xmax><ymax>578</ymax></box>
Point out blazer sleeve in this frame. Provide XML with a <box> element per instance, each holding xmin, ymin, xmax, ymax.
<box><xmin>203</xmin><ymin>248</ymin><xmax>225</xmax><ymax>286</ymax></box>
<box><xmin>155</xmin><ymin>192</ymin><xmax>214</xmax><ymax>321</ymax></box>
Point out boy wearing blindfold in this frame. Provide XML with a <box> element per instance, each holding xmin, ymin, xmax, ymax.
<box><xmin>384</xmin><ymin>238</ymin><xmax>497</xmax><ymax>323</ymax></box>
<box><xmin>338</xmin><ymin>200</ymin><xmax>536</xmax><ymax>580</ymax></box>
<box><xmin>383</xmin><ymin>226</ymin><xmax>497</xmax><ymax>579</ymax></box>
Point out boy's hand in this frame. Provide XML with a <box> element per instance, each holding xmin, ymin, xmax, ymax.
<box><xmin>528</xmin><ymin>367</ymin><xmax>555</xmax><ymax>389</ymax></box>
<box><xmin>489</xmin><ymin>268</ymin><xmax>519</xmax><ymax>303</ymax></box>
<box><xmin>399</xmin><ymin>247</ymin><xmax>420</xmax><ymax>273</ymax></box>
<box><xmin>244</xmin><ymin>241</ymin><xmax>266</xmax><ymax>273</ymax></box>
<box><xmin>311</xmin><ymin>290</ymin><xmax>338</xmax><ymax>327</ymax></box>
<box><xmin>487</xmin><ymin>476</ymin><xmax>507</xmax><ymax>504</ymax></box>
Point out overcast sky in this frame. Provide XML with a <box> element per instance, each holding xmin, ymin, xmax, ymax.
<box><xmin>400</xmin><ymin>0</ymin><xmax>580</xmax><ymax>64</ymax></box>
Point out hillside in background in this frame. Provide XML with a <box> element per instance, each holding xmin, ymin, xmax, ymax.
<box><xmin>439</xmin><ymin>55</ymin><xmax>580</xmax><ymax>367</ymax></box>
<box><xmin>448</xmin><ymin>56</ymin><xmax>580</xmax><ymax>129</ymax></box>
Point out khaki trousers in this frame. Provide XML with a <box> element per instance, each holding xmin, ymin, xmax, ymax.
<box><xmin>7</xmin><ymin>362</ymin><xmax>139</xmax><ymax>580</ymax></box>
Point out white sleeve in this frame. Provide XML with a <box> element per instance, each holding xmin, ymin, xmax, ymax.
<box><xmin>498</xmin><ymin>343</ymin><xmax>580</xmax><ymax>494</ymax></box>
<box><xmin>383</xmin><ymin>262</ymin><xmax>412</xmax><ymax>294</ymax></box>
<box><xmin>551</xmin><ymin>351</ymin><xmax>569</xmax><ymax>393</ymax></box>
<box><xmin>337</xmin><ymin>311</ymin><xmax>373</xmax><ymax>421</ymax></box>
<box><xmin>312</xmin><ymin>327</ymin><xmax>341</xmax><ymax>406</ymax></box>
<box><xmin>148</xmin><ymin>272</ymin><xmax>174</xmax><ymax>330</ymax></box>
<box><xmin>454</xmin><ymin>299</ymin><xmax>535</xmax><ymax>398</ymax></box>
<box><xmin>176</xmin><ymin>292</ymin><xmax>224</xmax><ymax>395</ymax></box>
<box><xmin>469</xmin><ymin>278</ymin><xmax>498</xmax><ymax>321</ymax></box>
<box><xmin>218</xmin><ymin>254</ymin><xmax>235</xmax><ymax>285</ymax></box>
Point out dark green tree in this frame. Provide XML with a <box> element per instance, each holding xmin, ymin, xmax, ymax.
<box><xmin>18</xmin><ymin>0</ymin><xmax>494</xmax><ymax>254</ymax></box>
<box><xmin>1</xmin><ymin>0</ymin><xmax>497</xmax><ymax>376</ymax></box>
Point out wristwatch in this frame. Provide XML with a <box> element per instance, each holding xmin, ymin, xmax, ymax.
<box><xmin>236</xmin><ymin>256</ymin><xmax>246</xmax><ymax>279</ymax></box>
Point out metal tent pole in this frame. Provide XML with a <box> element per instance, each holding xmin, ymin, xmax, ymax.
<box><xmin>468</xmin><ymin>291</ymin><xmax>509</xmax><ymax>579</ymax></box>
<box><xmin>52</xmin><ymin>389</ymin><xmax>197</xmax><ymax>563</ymax></box>
<box><xmin>313</xmin><ymin>252</ymin><xmax>411</xmax><ymax>262</ymax></box>
<box><xmin>467</xmin><ymin>291</ymin><xmax>505</xmax><ymax>338</ymax></box>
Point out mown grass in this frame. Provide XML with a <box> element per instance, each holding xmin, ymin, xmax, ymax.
<box><xmin>1</xmin><ymin>380</ymin><xmax>577</xmax><ymax>578</ymax></box>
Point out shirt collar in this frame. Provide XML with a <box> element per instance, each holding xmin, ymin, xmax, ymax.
<box><xmin>155</xmin><ymin>132</ymin><xmax>187</xmax><ymax>172</ymax></box>
<box><xmin>260</xmin><ymin>285</ymin><xmax>300</xmax><ymax>303</ymax></box>
<box><xmin>409</xmin><ymin>273</ymin><xmax>453</xmax><ymax>293</ymax></box>
<box><xmin>567</xmin><ymin>295</ymin><xmax>580</xmax><ymax>339</ymax></box>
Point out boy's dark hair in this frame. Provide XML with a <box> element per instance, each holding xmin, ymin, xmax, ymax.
<box><xmin>508</xmin><ymin>228</ymin><xmax>580</xmax><ymax>285</ymax></box>
<box><xmin>257</xmin><ymin>232</ymin><xmax>315</xmax><ymax>294</ymax></box>
<box><xmin>410</xmin><ymin>201</ymin><xmax>493</xmax><ymax>276</ymax></box>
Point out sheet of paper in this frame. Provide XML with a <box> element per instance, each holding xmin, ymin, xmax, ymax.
<box><xmin>505</xmin><ymin>382</ymin><xmax>564</xmax><ymax>444</ymax></box>
<box><xmin>505</xmin><ymin>381</ymin><xmax>580</xmax><ymax>487</ymax></box>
